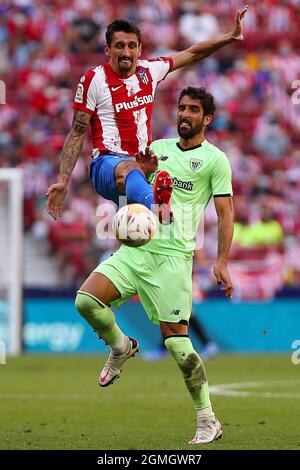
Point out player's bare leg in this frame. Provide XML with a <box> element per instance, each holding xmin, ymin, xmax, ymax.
<box><xmin>75</xmin><ymin>272</ymin><xmax>139</xmax><ymax>387</ymax></box>
<box><xmin>160</xmin><ymin>320</ymin><xmax>222</xmax><ymax>444</ymax></box>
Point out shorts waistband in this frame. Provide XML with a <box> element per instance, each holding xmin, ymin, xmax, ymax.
<box><xmin>92</xmin><ymin>149</ymin><xmax>130</xmax><ymax>159</ymax></box>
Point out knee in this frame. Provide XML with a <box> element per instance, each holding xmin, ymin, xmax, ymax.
<box><xmin>116</xmin><ymin>161</ymin><xmax>138</xmax><ymax>179</ymax></box>
<box><xmin>160</xmin><ymin>320</ymin><xmax>188</xmax><ymax>338</ymax></box>
<box><xmin>75</xmin><ymin>291</ymin><xmax>103</xmax><ymax>320</ymax></box>
<box><xmin>124</xmin><ymin>166</ymin><xmax>145</xmax><ymax>185</ymax></box>
<box><xmin>75</xmin><ymin>291</ymin><xmax>90</xmax><ymax>319</ymax></box>
<box><xmin>164</xmin><ymin>336</ymin><xmax>193</xmax><ymax>358</ymax></box>
<box><xmin>116</xmin><ymin>162</ymin><xmax>140</xmax><ymax>190</ymax></box>
<box><xmin>75</xmin><ymin>291</ymin><xmax>87</xmax><ymax>315</ymax></box>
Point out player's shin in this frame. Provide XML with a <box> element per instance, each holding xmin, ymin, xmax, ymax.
<box><xmin>75</xmin><ymin>291</ymin><xmax>127</xmax><ymax>354</ymax></box>
<box><xmin>164</xmin><ymin>336</ymin><xmax>212</xmax><ymax>412</ymax></box>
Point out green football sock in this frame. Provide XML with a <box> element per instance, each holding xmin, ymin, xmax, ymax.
<box><xmin>75</xmin><ymin>291</ymin><xmax>127</xmax><ymax>353</ymax></box>
<box><xmin>165</xmin><ymin>336</ymin><xmax>211</xmax><ymax>410</ymax></box>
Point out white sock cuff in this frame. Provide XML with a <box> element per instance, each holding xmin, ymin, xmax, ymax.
<box><xmin>196</xmin><ymin>405</ymin><xmax>213</xmax><ymax>424</ymax></box>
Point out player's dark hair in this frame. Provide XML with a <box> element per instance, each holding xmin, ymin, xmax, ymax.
<box><xmin>105</xmin><ymin>20</ymin><xmax>142</xmax><ymax>46</ymax></box>
<box><xmin>179</xmin><ymin>87</ymin><xmax>216</xmax><ymax>116</ymax></box>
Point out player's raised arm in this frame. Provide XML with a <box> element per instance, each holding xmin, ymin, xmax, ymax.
<box><xmin>171</xmin><ymin>5</ymin><xmax>248</xmax><ymax>71</ymax></box>
<box><xmin>46</xmin><ymin>110</ymin><xmax>91</xmax><ymax>220</ymax></box>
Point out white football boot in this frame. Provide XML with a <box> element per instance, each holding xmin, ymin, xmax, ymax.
<box><xmin>99</xmin><ymin>337</ymin><xmax>139</xmax><ymax>387</ymax></box>
<box><xmin>189</xmin><ymin>414</ymin><xmax>222</xmax><ymax>444</ymax></box>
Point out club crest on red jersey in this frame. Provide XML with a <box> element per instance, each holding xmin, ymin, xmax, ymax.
<box><xmin>138</xmin><ymin>69</ymin><xmax>149</xmax><ymax>85</ymax></box>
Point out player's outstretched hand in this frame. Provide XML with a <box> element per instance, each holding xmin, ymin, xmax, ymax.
<box><xmin>46</xmin><ymin>182</ymin><xmax>68</xmax><ymax>220</ymax></box>
<box><xmin>213</xmin><ymin>261</ymin><xmax>234</xmax><ymax>299</ymax></box>
<box><xmin>135</xmin><ymin>146</ymin><xmax>158</xmax><ymax>179</ymax></box>
<box><xmin>231</xmin><ymin>5</ymin><xmax>249</xmax><ymax>41</ymax></box>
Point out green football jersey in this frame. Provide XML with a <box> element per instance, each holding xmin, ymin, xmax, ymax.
<box><xmin>141</xmin><ymin>138</ymin><xmax>233</xmax><ymax>257</ymax></box>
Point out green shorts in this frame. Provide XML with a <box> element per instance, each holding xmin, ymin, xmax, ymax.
<box><xmin>94</xmin><ymin>245</ymin><xmax>193</xmax><ymax>325</ymax></box>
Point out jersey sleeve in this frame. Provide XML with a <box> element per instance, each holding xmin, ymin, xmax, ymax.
<box><xmin>211</xmin><ymin>153</ymin><xmax>233</xmax><ymax>196</ymax></box>
<box><xmin>148</xmin><ymin>140</ymin><xmax>163</xmax><ymax>184</ymax></box>
<box><xmin>150</xmin><ymin>139</ymin><xmax>161</xmax><ymax>154</ymax></box>
<box><xmin>73</xmin><ymin>68</ymin><xmax>98</xmax><ymax>115</ymax></box>
<box><xmin>148</xmin><ymin>57</ymin><xmax>174</xmax><ymax>83</ymax></box>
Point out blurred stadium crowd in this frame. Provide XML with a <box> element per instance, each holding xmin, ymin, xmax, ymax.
<box><xmin>1</xmin><ymin>0</ymin><xmax>300</xmax><ymax>297</ymax></box>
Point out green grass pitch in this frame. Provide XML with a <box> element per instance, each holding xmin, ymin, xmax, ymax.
<box><xmin>0</xmin><ymin>354</ymin><xmax>299</xmax><ymax>450</ymax></box>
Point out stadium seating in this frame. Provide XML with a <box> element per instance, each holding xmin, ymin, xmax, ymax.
<box><xmin>1</xmin><ymin>0</ymin><xmax>300</xmax><ymax>290</ymax></box>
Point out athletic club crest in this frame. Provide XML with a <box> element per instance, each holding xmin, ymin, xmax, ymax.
<box><xmin>189</xmin><ymin>159</ymin><xmax>203</xmax><ymax>171</ymax></box>
<box><xmin>138</xmin><ymin>69</ymin><xmax>149</xmax><ymax>85</ymax></box>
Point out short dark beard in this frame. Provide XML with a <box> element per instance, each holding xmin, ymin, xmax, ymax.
<box><xmin>118</xmin><ymin>64</ymin><xmax>132</xmax><ymax>73</ymax></box>
<box><xmin>177</xmin><ymin>121</ymin><xmax>204</xmax><ymax>140</ymax></box>
<box><xmin>118</xmin><ymin>57</ymin><xmax>133</xmax><ymax>73</ymax></box>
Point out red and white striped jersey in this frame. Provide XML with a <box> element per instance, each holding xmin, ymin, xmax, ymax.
<box><xmin>73</xmin><ymin>57</ymin><xmax>173</xmax><ymax>156</ymax></box>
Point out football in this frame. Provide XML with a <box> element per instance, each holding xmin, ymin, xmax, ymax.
<box><xmin>112</xmin><ymin>204</ymin><xmax>157</xmax><ymax>247</ymax></box>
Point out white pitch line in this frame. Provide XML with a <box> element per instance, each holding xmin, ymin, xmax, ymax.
<box><xmin>0</xmin><ymin>381</ymin><xmax>300</xmax><ymax>401</ymax></box>
<box><xmin>210</xmin><ymin>380</ymin><xmax>300</xmax><ymax>399</ymax></box>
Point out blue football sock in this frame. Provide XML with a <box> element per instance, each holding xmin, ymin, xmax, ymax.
<box><xmin>124</xmin><ymin>168</ymin><xmax>154</xmax><ymax>210</ymax></box>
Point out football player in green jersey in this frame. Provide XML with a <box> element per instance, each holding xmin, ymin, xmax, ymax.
<box><xmin>75</xmin><ymin>87</ymin><xmax>234</xmax><ymax>444</ymax></box>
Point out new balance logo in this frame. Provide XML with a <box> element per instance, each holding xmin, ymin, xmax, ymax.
<box><xmin>115</xmin><ymin>95</ymin><xmax>153</xmax><ymax>113</ymax></box>
<box><xmin>171</xmin><ymin>309</ymin><xmax>180</xmax><ymax>315</ymax></box>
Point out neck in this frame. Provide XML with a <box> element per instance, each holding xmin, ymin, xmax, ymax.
<box><xmin>179</xmin><ymin>133</ymin><xmax>206</xmax><ymax>150</ymax></box>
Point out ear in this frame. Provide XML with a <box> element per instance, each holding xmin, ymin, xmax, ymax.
<box><xmin>104</xmin><ymin>44</ymin><xmax>111</xmax><ymax>58</ymax></box>
<box><xmin>138</xmin><ymin>43</ymin><xmax>142</xmax><ymax>59</ymax></box>
<box><xmin>204</xmin><ymin>115</ymin><xmax>213</xmax><ymax>127</ymax></box>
